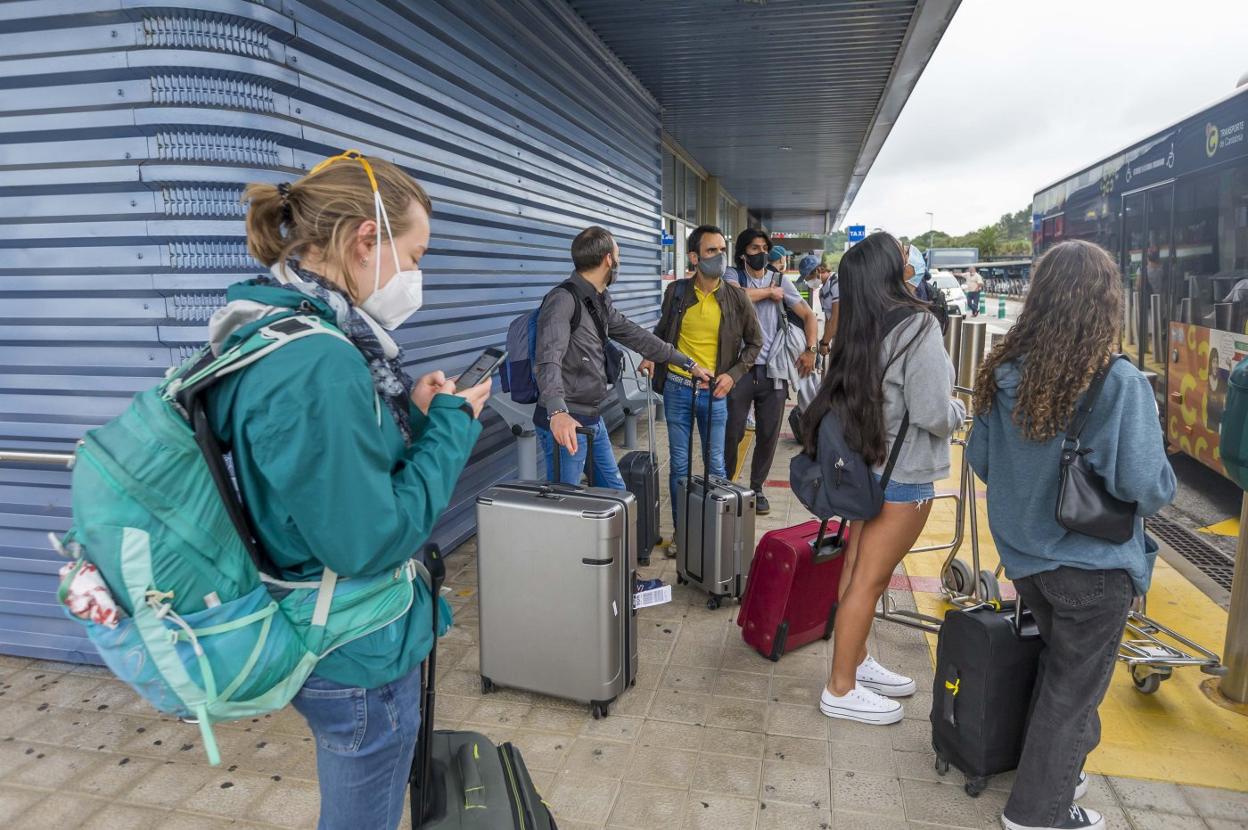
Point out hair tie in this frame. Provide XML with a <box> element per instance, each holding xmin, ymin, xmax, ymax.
<box><xmin>276</xmin><ymin>182</ymin><xmax>293</xmax><ymax>224</ymax></box>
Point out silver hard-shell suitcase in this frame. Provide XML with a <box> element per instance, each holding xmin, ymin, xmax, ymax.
<box><xmin>475</xmin><ymin>427</ymin><xmax>637</xmax><ymax>719</ymax></box>
<box><xmin>675</xmin><ymin>392</ymin><xmax>757</xmax><ymax>609</ymax></box>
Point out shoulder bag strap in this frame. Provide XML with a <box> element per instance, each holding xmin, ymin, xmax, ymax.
<box><xmin>557</xmin><ymin>281</ymin><xmax>584</xmax><ymax>334</ymax></box>
<box><xmin>1065</xmin><ymin>355</ymin><xmax>1127</xmax><ymax>445</ymax></box>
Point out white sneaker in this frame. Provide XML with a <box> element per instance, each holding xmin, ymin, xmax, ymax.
<box><xmin>1074</xmin><ymin>771</ymin><xmax>1088</xmax><ymax>801</ymax></box>
<box><xmin>856</xmin><ymin>655</ymin><xmax>917</xmax><ymax>697</ymax></box>
<box><xmin>1002</xmin><ymin>805</ymin><xmax>1104</xmax><ymax>830</ymax></box>
<box><xmin>819</xmin><ymin>685</ymin><xmax>903</xmax><ymax>725</ymax></box>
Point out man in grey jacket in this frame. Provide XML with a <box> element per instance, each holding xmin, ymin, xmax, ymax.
<box><xmin>535</xmin><ymin>225</ymin><xmax>711</xmax><ymax>488</ymax></box>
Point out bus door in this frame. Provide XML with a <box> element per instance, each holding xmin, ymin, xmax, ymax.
<box><xmin>1120</xmin><ymin>183</ymin><xmax>1175</xmax><ymax>419</ymax></box>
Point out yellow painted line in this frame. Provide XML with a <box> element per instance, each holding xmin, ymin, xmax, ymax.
<box><xmin>1197</xmin><ymin>517</ymin><xmax>1239</xmax><ymax>537</ymax></box>
<box><xmin>903</xmin><ymin>444</ymin><xmax>1248</xmax><ymax>792</ymax></box>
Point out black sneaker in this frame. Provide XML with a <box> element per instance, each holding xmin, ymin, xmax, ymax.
<box><xmin>1002</xmin><ymin>805</ymin><xmax>1105</xmax><ymax>830</ymax></box>
<box><xmin>755</xmin><ymin>493</ymin><xmax>771</xmax><ymax>515</ymax></box>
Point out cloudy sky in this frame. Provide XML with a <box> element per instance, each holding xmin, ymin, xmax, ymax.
<box><xmin>843</xmin><ymin>0</ymin><xmax>1248</xmax><ymax>240</ymax></box>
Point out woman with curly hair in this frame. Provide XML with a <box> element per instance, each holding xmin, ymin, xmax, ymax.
<box><xmin>967</xmin><ymin>240</ymin><xmax>1175</xmax><ymax>830</ymax></box>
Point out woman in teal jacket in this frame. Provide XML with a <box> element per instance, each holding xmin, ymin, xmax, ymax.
<box><xmin>206</xmin><ymin>152</ymin><xmax>488</xmax><ymax>829</ymax></box>
<box><xmin>968</xmin><ymin>240</ymin><xmax>1175</xmax><ymax>830</ymax></box>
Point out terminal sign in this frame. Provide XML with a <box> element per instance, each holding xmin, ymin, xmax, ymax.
<box><xmin>847</xmin><ymin>225</ymin><xmax>866</xmax><ymax>243</ymax></box>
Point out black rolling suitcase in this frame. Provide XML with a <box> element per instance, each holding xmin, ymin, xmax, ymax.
<box><xmin>930</xmin><ymin>600</ymin><xmax>1043</xmax><ymax>797</ymax></box>
<box><xmin>618</xmin><ymin>374</ymin><xmax>661</xmax><ymax>563</ymax></box>
<box><xmin>410</xmin><ymin>546</ymin><xmax>557</xmax><ymax>829</ymax></box>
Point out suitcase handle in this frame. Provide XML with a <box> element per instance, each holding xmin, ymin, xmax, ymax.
<box><xmin>412</xmin><ymin>544</ymin><xmax>446</xmax><ymax>825</ymax></box>
<box><xmin>550</xmin><ymin>425</ymin><xmax>596</xmax><ymax>483</ymax></box>
<box><xmin>811</xmin><ymin>518</ymin><xmax>846</xmax><ymax>562</ymax></box>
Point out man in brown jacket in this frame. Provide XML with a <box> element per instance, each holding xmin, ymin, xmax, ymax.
<box><xmin>641</xmin><ymin>224</ymin><xmax>762</xmax><ymax>556</ymax></box>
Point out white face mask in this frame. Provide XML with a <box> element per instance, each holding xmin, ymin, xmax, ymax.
<box><xmin>359</xmin><ymin>188</ymin><xmax>423</xmax><ymax>330</ymax></box>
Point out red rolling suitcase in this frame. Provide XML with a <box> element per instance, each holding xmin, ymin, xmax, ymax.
<box><xmin>737</xmin><ymin>518</ymin><xmax>847</xmax><ymax>661</ymax></box>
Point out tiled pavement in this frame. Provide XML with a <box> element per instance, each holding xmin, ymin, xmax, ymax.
<box><xmin>2</xmin><ymin>415</ymin><xmax>1246</xmax><ymax>829</ymax></box>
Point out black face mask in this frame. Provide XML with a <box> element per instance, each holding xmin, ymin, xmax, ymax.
<box><xmin>606</xmin><ymin>256</ymin><xmax>619</xmax><ymax>286</ymax></box>
<box><xmin>744</xmin><ymin>251</ymin><xmax>768</xmax><ymax>271</ymax></box>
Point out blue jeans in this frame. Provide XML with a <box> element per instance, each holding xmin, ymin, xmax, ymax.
<box><xmin>664</xmin><ymin>380</ymin><xmax>727</xmax><ymax>525</ymax></box>
<box><xmin>291</xmin><ymin>666</ymin><xmax>423</xmax><ymax>830</ymax></box>
<box><xmin>536</xmin><ymin>416</ymin><xmax>626</xmax><ymax>489</ymax></box>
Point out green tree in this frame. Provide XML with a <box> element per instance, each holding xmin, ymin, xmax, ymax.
<box><xmin>975</xmin><ymin>226</ymin><xmax>1001</xmax><ymax>258</ymax></box>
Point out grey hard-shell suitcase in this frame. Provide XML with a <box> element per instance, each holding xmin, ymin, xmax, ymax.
<box><xmin>409</xmin><ymin>546</ymin><xmax>557</xmax><ymax>829</ymax></box>
<box><xmin>476</xmin><ymin>427</ymin><xmax>637</xmax><ymax>718</ymax></box>
<box><xmin>675</xmin><ymin>392</ymin><xmax>757</xmax><ymax>609</ymax></box>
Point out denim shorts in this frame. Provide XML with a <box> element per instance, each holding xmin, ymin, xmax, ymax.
<box><xmin>875</xmin><ymin>474</ymin><xmax>935</xmax><ymax>505</ymax></box>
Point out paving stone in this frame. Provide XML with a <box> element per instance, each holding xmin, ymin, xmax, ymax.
<box><xmin>609</xmin><ymin>688</ymin><xmax>655</xmax><ymax>717</ymax></box>
<box><xmin>1180</xmin><ymin>784</ymin><xmax>1248</xmax><ymax>821</ymax></box>
<box><xmin>681</xmin><ymin>792</ymin><xmax>757</xmax><ymax>830</ymax></box>
<box><xmin>771</xmin><ymin>649</ymin><xmax>829</xmax><ymax>680</ymax></box>
<box><xmin>17</xmin><ymin>672</ymin><xmax>106</xmax><ymax>707</ymax></box>
<box><xmin>125</xmin><ymin>761</ymin><xmax>216</xmax><ymax>809</ymax></box>
<box><xmin>764</xmin><ymin>734</ymin><xmax>829</xmax><ymax>767</ymax></box>
<box><xmin>161</xmin><ymin>812</ymin><xmax>269</xmax><ymax>830</ymax></box>
<box><xmin>888</xmin><ymin>716</ymin><xmax>932</xmax><ymax>752</ymax></box>
<box><xmin>1126</xmin><ymin>810</ymin><xmax>1208</xmax><ymax>830</ymax></box>
<box><xmin>464</xmin><ymin>698</ymin><xmax>531</xmax><ymax>729</ymax></box>
<box><xmin>1110</xmin><ymin>775</ymin><xmax>1198</xmax><ymax>815</ymax></box>
<box><xmin>832</xmin><ymin>769</ymin><xmax>905</xmax><ymax>819</ymax></box>
<box><xmin>756</xmin><ymin>799</ymin><xmax>834</xmax><ymax>830</ymax></box>
<box><xmin>899</xmin><ymin>778</ymin><xmax>983</xmax><ymax>827</ymax></box>
<box><xmin>892</xmin><ymin>748</ymin><xmax>944</xmax><ymax>784</ymax></box>
<box><xmin>4</xmin><ymin>744</ymin><xmax>103</xmax><ymax>790</ymax></box>
<box><xmin>765</xmin><ymin>701</ymin><xmax>829</xmax><ymax>739</ymax></box>
<box><xmin>668</xmin><ymin>641</ymin><xmax>725</xmax><ymax>669</ymax></box>
<box><xmin>762</xmin><ymin>759</ymin><xmax>832</xmax><ymax>808</ymax></box>
<box><xmin>0</xmin><ymin>785</ymin><xmax>42</xmax><ymax>825</ymax></box>
<box><xmin>520</xmin><ymin>706</ymin><xmax>589</xmax><ymax>734</ymax></box>
<box><xmin>249</xmin><ymin>776</ymin><xmax>321</xmax><ymax>828</ymax></box>
<box><xmin>713</xmin><ymin>670</ymin><xmax>770</xmax><ymax>701</ymax></box>
<box><xmin>770</xmin><ymin>672</ymin><xmax>822</xmax><ymax>705</ymax></box>
<box><xmin>633</xmin><ymin>660</ymin><xmax>665</xmax><ymax>690</ymax></box>
<box><xmin>830</xmin><ymin>739</ymin><xmax>896</xmax><ymax>776</ymax></box>
<box><xmin>646</xmin><ymin>689</ymin><xmax>711</xmax><ymax>725</ymax></box>
<box><xmin>826</xmin><ymin>715</ymin><xmax>890</xmax><ymax>747</ymax></box>
<box><xmin>178</xmin><ymin>768</ymin><xmax>274</xmax><ymax>819</ymax></box>
<box><xmin>9</xmin><ymin>792</ymin><xmax>103</xmax><ymax>830</ymax></box>
<box><xmin>830</xmin><ymin>810</ymin><xmax>913</xmax><ymax>829</ymax></box>
<box><xmin>637</xmin><ymin>718</ymin><xmax>704</xmax><ymax>751</ymax></box>
<box><xmin>71</xmin><ymin>753</ymin><xmax>163</xmax><ymax>799</ymax></box>
<box><xmin>580</xmin><ymin>713</ymin><xmax>644</xmax><ymax>744</ymax></box>
<box><xmin>563</xmin><ymin>736</ymin><xmax>632</xmax><ymax>779</ymax></box>
<box><xmin>86</xmin><ymin>801</ymin><xmax>173</xmax><ymax>829</ymax></box>
<box><xmin>705</xmin><ymin>696</ymin><xmax>767</xmax><ymax>732</ymax></box>
<box><xmin>660</xmin><ymin>664</ymin><xmax>718</xmax><ymax>695</ymax></box>
<box><xmin>1207</xmin><ymin>820</ymin><xmax>1248</xmax><ymax>830</ymax></box>
<box><xmin>0</xmin><ymin>739</ymin><xmax>38</xmax><ymax>780</ymax></box>
<box><xmin>607</xmin><ymin>781</ymin><xmax>687</xmax><ymax>829</ymax></box>
<box><xmin>548</xmin><ymin>773</ymin><xmax>619</xmax><ymax>825</ymax></box>
<box><xmin>507</xmin><ymin>729</ymin><xmax>573</xmax><ymax>773</ymax></box>
<box><xmin>691</xmin><ymin>752</ymin><xmax>761</xmax><ymax>798</ymax></box>
<box><xmin>623</xmin><ymin>743</ymin><xmax>699</xmax><ymax>788</ymax></box>
<box><xmin>700</xmin><ymin>726</ymin><xmax>765</xmax><ymax>759</ymax></box>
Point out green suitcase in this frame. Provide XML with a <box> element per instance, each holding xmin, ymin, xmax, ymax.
<box><xmin>410</xmin><ymin>549</ymin><xmax>556</xmax><ymax>829</ymax></box>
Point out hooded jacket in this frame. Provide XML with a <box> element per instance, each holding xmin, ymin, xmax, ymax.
<box><xmin>203</xmin><ymin>280</ymin><xmax>482</xmax><ymax>688</ymax></box>
<box><xmin>966</xmin><ymin>358</ymin><xmax>1176</xmax><ymax>594</ymax></box>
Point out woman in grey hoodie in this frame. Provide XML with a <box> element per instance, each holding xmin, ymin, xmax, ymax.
<box><xmin>801</xmin><ymin>232</ymin><xmax>965</xmax><ymax>725</ymax></box>
<box><xmin>967</xmin><ymin>240</ymin><xmax>1176</xmax><ymax>830</ymax></box>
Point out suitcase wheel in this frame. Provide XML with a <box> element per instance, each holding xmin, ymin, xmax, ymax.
<box><xmin>934</xmin><ymin>755</ymin><xmax>950</xmax><ymax>776</ymax></box>
<box><xmin>964</xmin><ymin>776</ymin><xmax>987</xmax><ymax>798</ymax></box>
<box><xmin>480</xmin><ymin>676</ymin><xmax>495</xmax><ymax>695</ymax></box>
<box><xmin>706</xmin><ymin>596</ymin><xmax>721</xmax><ymax>610</ymax></box>
<box><xmin>590</xmin><ymin>701</ymin><xmax>609</xmax><ymax>720</ymax></box>
<box><xmin>676</xmin><ymin>574</ymin><xmax>687</xmax><ymax>585</ymax></box>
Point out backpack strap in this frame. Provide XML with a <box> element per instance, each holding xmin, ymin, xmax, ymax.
<box><xmin>556</xmin><ymin>281</ymin><xmax>584</xmax><ymax>333</ymax></box>
<box><xmin>172</xmin><ymin>315</ymin><xmax>350</xmax><ymax>577</ymax></box>
<box><xmin>879</xmin><ymin>412</ymin><xmax>910</xmax><ymax>490</ymax></box>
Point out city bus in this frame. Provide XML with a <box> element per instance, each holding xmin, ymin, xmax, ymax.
<box><xmin>1033</xmin><ymin>84</ymin><xmax>1248</xmax><ymax>478</ymax></box>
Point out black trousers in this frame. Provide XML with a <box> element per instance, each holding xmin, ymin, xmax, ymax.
<box><xmin>1006</xmin><ymin>567</ymin><xmax>1134</xmax><ymax>826</ymax></box>
<box><xmin>724</xmin><ymin>364</ymin><xmax>788</xmax><ymax>492</ymax></box>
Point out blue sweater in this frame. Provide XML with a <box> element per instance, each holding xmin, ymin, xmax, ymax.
<box><xmin>966</xmin><ymin>359</ymin><xmax>1176</xmax><ymax>595</ymax></box>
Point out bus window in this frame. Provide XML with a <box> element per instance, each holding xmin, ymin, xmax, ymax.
<box><xmin>1175</xmin><ymin>160</ymin><xmax>1248</xmax><ymax>332</ymax></box>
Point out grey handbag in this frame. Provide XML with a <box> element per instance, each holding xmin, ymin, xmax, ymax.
<box><xmin>1055</xmin><ymin>356</ymin><xmax>1137</xmax><ymax>544</ymax></box>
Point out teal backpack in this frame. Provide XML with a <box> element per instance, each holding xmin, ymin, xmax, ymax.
<box><xmin>54</xmin><ymin>314</ymin><xmax>450</xmax><ymax>765</ymax></box>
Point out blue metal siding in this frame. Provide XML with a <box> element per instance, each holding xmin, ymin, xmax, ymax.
<box><xmin>0</xmin><ymin>0</ymin><xmax>662</xmax><ymax>663</ymax></box>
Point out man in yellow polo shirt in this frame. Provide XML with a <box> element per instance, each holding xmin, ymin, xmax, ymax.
<box><xmin>642</xmin><ymin>225</ymin><xmax>762</xmax><ymax>555</ymax></box>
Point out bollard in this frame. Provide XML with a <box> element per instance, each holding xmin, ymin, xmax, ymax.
<box><xmin>980</xmin><ymin>294</ymin><xmax>987</xmax><ymax>316</ymax></box>
<box><xmin>516</xmin><ymin>431</ymin><xmax>538</xmax><ymax>480</ymax></box>
<box><xmin>997</xmin><ymin>294</ymin><xmax>1006</xmax><ymax>319</ymax></box>
<box><xmin>623</xmin><ymin>411</ymin><xmax>639</xmax><ymax>450</ymax></box>
<box><xmin>943</xmin><ymin>312</ymin><xmax>964</xmax><ymax>367</ymax></box>
<box><xmin>1223</xmin><ymin>492</ymin><xmax>1248</xmax><ymax>702</ymax></box>
<box><xmin>1149</xmin><ymin>294</ymin><xmax>1163</xmax><ymax>359</ymax></box>
<box><xmin>957</xmin><ymin>319</ymin><xmax>988</xmax><ymax>394</ymax></box>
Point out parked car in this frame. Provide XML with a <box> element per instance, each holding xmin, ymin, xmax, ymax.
<box><xmin>931</xmin><ymin>270</ymin><xmax>968</xmax><ymax>315</ymax></box>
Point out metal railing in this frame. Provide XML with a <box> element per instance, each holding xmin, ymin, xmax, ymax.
<box><xmin>0</xmin><ymin>449</ymin><xmax>75</xmax><ymax>468</ymax></box>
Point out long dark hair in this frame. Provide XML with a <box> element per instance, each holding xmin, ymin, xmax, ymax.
<box><xmin>800</xmin><ymin>232</ymin><xmax>930</xmax><ymax>462</ymax></box>
<box><xmin>973</xmin><ymin>240</ymin><xmax>1122</xmax><ymax>441</ymax></box>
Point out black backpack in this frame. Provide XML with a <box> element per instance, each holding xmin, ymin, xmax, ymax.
<box><xmin>918</xmin><ymin>277</ymin><xmax>950</xmax><ymax>334</ymax></box>
<box><xmin>788</xmin><ymin>308</ymin><xmax>920</xmax><ymax>521</ymax></box>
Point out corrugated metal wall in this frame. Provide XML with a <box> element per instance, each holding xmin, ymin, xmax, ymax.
<box><xmin>0</xmin><ymin>0</ymin><xmax>663</xmax><ymax>663</ymax></box>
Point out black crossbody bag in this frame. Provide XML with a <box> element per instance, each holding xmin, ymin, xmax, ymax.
<box><xmin>1055</xmin><ymin>355</ymin><xmax>1137</xmax><ymax>544</ymax></box>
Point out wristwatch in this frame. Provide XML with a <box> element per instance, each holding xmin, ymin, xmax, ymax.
<box><xmin>806</xmin><ymin>344</ymin><xmax>818</xmax><ymax>354</ymax></box>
